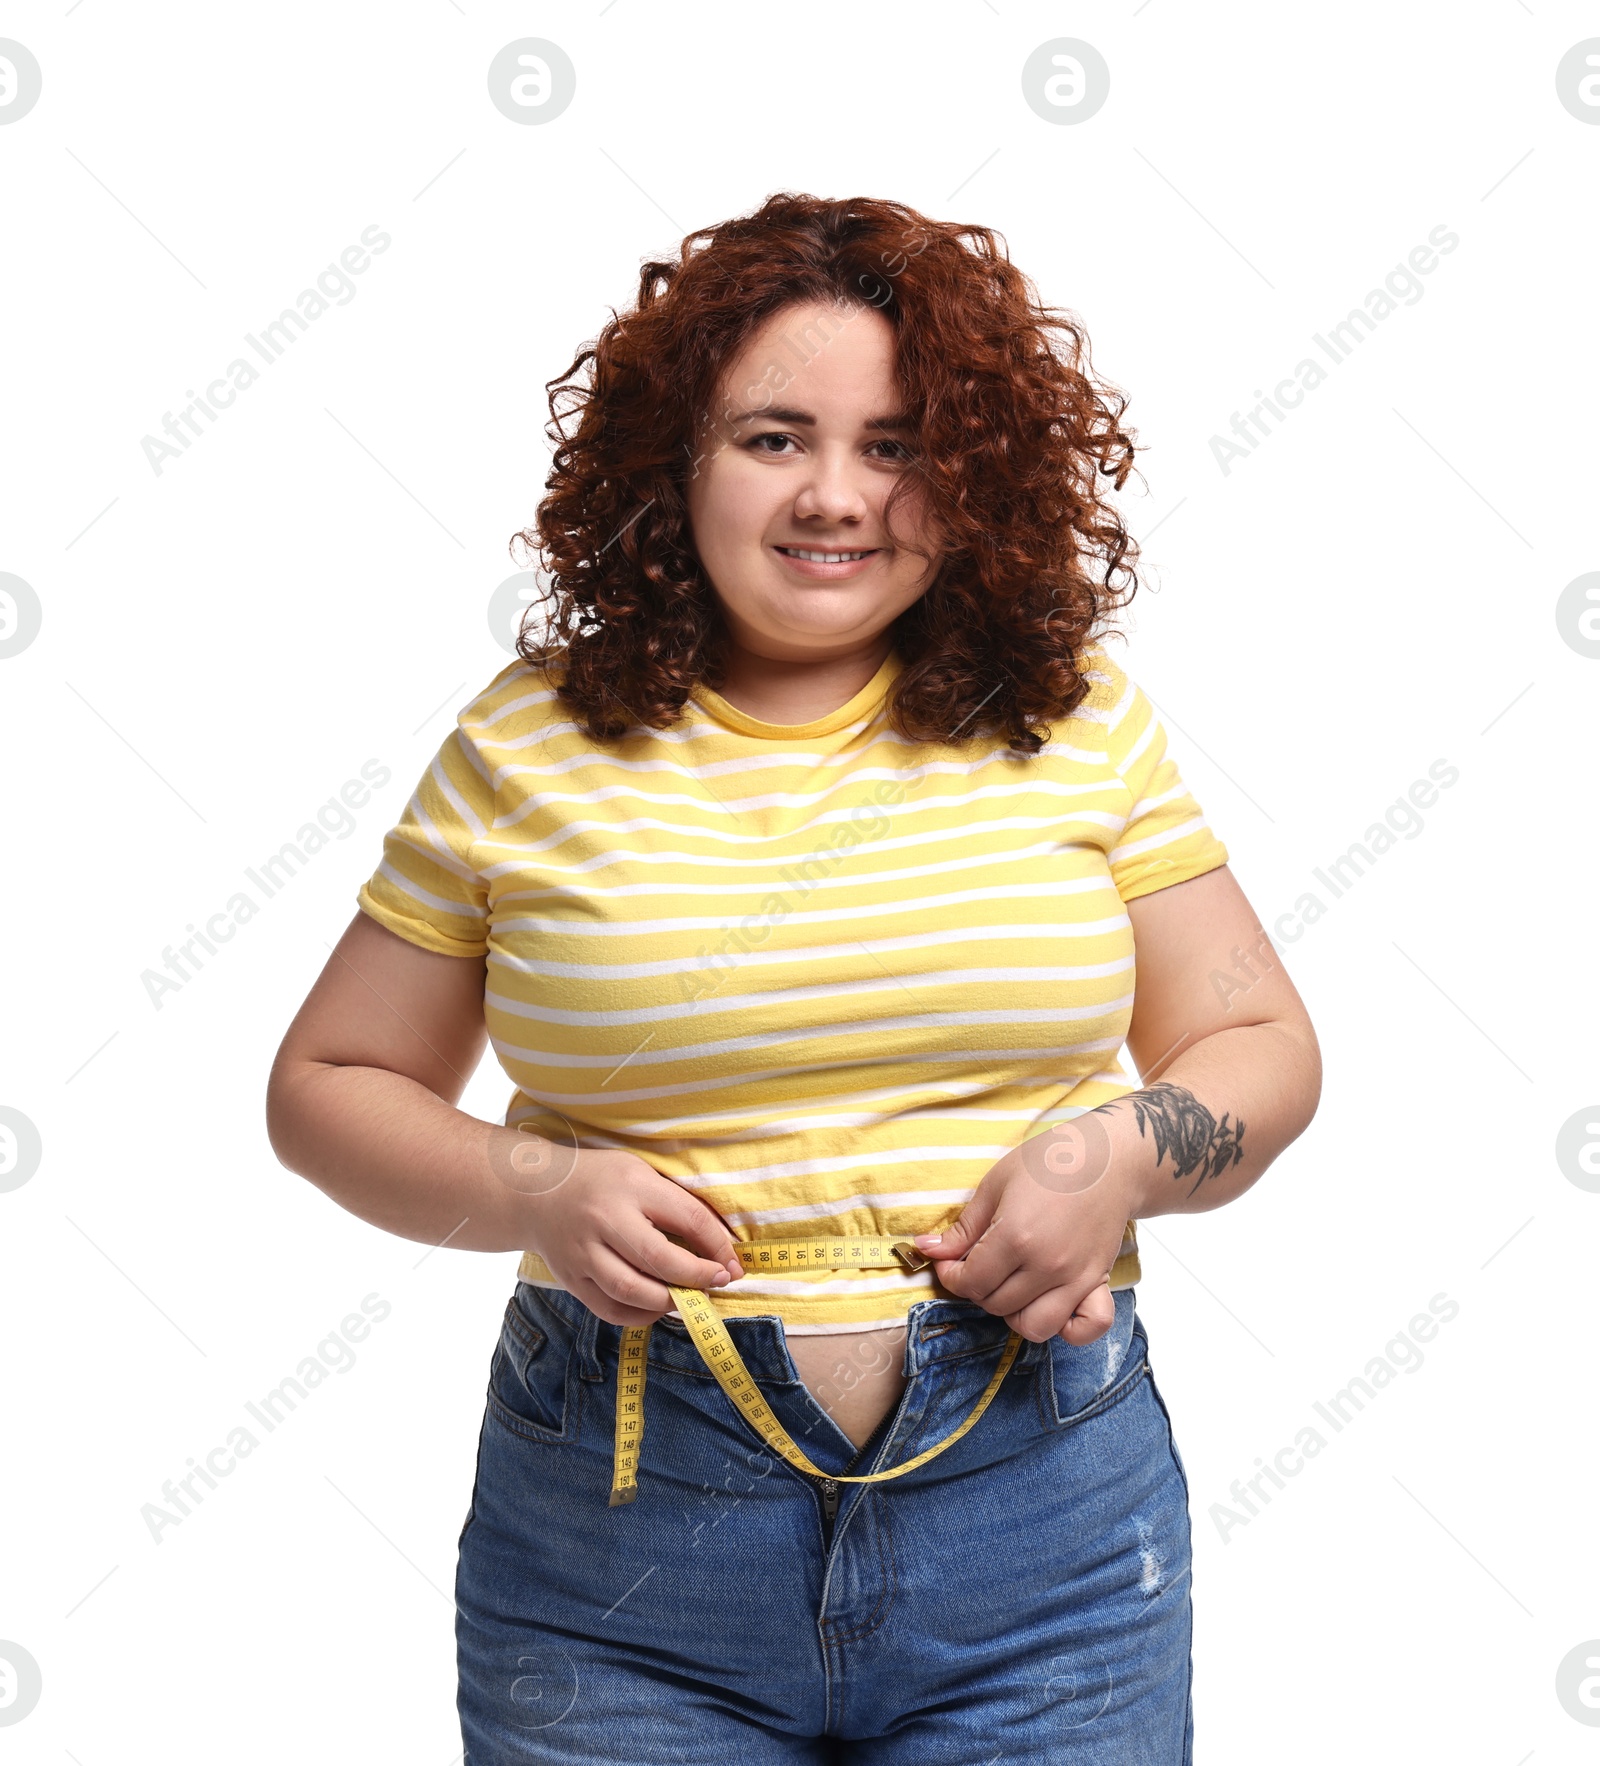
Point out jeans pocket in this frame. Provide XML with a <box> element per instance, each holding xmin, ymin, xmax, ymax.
<box><xmin>486</xmin><ymin>1284</ymin><xmax>577</xmax><ymax>1444</ymax></box>
<box><xmin>1044</xmin><ymin>1290</ymin><xmax>1147</xmax><ymax>1428</ymax></box>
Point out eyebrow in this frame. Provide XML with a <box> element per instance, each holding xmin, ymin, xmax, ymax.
<box><xmin>723</xmin><ymin>406</ymin><xmax>915</xmax><ymax>433</ymax></box>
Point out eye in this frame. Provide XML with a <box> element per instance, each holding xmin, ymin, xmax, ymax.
<box><xmin>743</xmin><ymin>433</ymin><xmax>915</xmax><ymax>461</ymax></box>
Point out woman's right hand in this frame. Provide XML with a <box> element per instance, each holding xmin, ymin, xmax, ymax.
<box><xmin>518</xmin><ymin>1147</ymin><xmax>743</xmax><ymax>1327</ymax></box>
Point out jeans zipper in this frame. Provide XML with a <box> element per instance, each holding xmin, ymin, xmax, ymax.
<box><xmin>819</xmin><ymin>1476</ymin><xmax>841</xmax><ymax>1537</ymax></box>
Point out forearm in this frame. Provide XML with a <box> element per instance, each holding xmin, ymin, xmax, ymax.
<box><xmin>265</xmin><ymin>1060</ymin><xmax>547</xmax><ymax>1254</ymax></box>
<box><xmin>1089</xmin><ymin>1020</ymin><xmax>1321</xmax><ymax>1220</ymax></box>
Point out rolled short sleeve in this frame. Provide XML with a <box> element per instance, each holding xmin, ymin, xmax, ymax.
<box><xmin>356</xmin><ymin>723</ymin><xmax>496</xmax><ymax>957</ymax></box>
<box><xmin>1100</xmin><ymin>659</ymin><xmax>1230</xmax><ymax>903</ymax></box>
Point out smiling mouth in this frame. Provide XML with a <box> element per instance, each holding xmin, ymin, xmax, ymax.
<box><xmin>774</xmin><ymin>546</ymin><xmax>880</xmax><ymax>562</ymax></box>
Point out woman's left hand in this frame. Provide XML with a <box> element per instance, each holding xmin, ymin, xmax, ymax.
<box><xmin>911</xmin><ymin>1138</ymin><xmax>1139</xmax><ymax>1344</ymax></box>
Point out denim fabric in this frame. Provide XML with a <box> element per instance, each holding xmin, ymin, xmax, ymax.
<box><xmin>455</xmin><ymin>1281</ymin><xmax>1193</xmax><ymax>1763</ymax></box>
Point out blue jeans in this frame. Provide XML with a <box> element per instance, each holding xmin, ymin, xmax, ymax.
<box><xmin>455</xmin><ymin>1281</ymin><xmax>1194</xmax><ymax>1763</ymax></box>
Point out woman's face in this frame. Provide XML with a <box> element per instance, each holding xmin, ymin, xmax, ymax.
<box><xmin>685</xmin><ymin>298</ymin><xmax>943</xmax><ymax>663</ymax></box>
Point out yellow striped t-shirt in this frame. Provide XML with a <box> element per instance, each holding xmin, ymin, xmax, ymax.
<box><xmin>355</xmin><ymin>642</ymin><xmax>1229</xmax><ymax>1333</ymax></box>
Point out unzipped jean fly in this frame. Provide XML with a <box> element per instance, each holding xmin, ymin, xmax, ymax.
<box><xmin>454</xmin><ymin>1280</ymin><xmax>1194</xmax><ymax>1764</ymax></box>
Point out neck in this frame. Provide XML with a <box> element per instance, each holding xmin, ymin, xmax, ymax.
<box><xmin>710</xmin><ymin>636</ymin><xmax>894</xmax><ymax>725</ymax></box>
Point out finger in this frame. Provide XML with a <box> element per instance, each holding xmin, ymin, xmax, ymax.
<box><xmin>1003</xmin><ymin>1299</ymin><xmax>1080</xmax><ymax>1335</ymax></box>
<box><xmin>916</xmin><ymin>1169</ymin><xmax>1005</xmax><ymax>1262</ymax></box>
<box><xmin>936</xmin><ymin>1261</ymin><xmax>1018</xmax><ymax>1311</ymax></box>
<box><xmin>565</xmin><ymin>1273</ymin><xmax>666</xmax><ymax>1329</ymax></box>
<box><xmin>587</xmin><ymin>1242</ymin><xmax>676</xmax><ymax>1317</ymax></box>
<box><xmin>639</xmin><ymin>1179</ymin><xmax>741</xmax><ymax>1278</ymax></box>
<box><xmin>1006</xmin><ymin>1275</ymin><xmax>1114</xmax><ymax>1343</ymax></box>
<box><xmin>935</xmin><ymin>1218</ymin><xmax>1030</xmax><ymax>1306</ymax></box>
<box><xmin>967</xmin><ymin>1264</ymin><xmax>1061</xmax><ymax>1320</ymax></box>
<box><xmin>610</xmin><ymin>1217</ymin><xmax>735</xmax><ymax>1292</ymax></box>
<box><xmin>1059</xmin><ymin>1281</ymin><xmax>1116</xmax><ymax>1346</ymax></box>
<box><xmin>931</xmin><ymin>1253</ymin><xmax>971</xmax><ymax>1297</ymax></box>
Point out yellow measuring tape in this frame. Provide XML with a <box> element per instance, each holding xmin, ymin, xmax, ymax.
<box><xmin>611</xmin><ymin>1237</ymin><xmax>1021</xmax><ymax>1507</ymax></box>
<box><xmin>520</xmin><ymin>1236</ymin><xmax>1021</xmax><ymax>1506</ymax></box>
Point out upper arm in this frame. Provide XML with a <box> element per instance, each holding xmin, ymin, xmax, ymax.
<box><xmin>1122</xmin><ymin>864</ymin><xmax>1319</xmax><ymax>1085</ymax></box>
<box><xmin>268</xmin><ymin>908</ymin><xmax>489</xmax><ymax>1107</ymax></box>
<box><xmin>271</xmin><ymin>701</ymin><xmax>503</xmax><ymax>1105</ymax></box>
<box><xmin>1083</xmin><ymin>647</ymin><xmax>1315</xmax><ymax>1082</ymax></box>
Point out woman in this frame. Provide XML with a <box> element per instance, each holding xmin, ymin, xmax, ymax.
<box><xmin>266</xmin><ymin>192</ymin><xmax>1320</xmax><ymax>1761</ymax></box>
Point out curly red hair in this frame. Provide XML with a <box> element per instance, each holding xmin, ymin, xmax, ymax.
<box><xmin>512</xmin><ymin>191</ymin><xmax>1143</xmax><ymax>755</ymax></box>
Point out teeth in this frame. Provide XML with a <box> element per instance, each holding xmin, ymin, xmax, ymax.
<box><xmin>780</xmin><ymin>548</ymin><xmax>873</xmax><ymax>562</ymax></box>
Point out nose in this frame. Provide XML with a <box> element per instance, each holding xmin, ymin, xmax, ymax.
<box><xmin>790</xmin><ymin>448</ymin><xmax>873</xmax><ymax>526</ymax></box>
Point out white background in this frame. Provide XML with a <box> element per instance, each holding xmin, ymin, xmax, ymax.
<box><xmin>2</xmin><ymin>2</ymin><xmax>1597</xmax><ymax>1759</ymax></box>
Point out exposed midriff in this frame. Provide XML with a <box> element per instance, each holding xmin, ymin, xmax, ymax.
<box><xmin>787</xmin><ymin>1326</ymin><xmax>909</xmax><ymax>1450</ymax></box>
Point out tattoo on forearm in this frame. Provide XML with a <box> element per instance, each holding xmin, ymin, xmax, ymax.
<box><xmin>1119</xmin><ymin>1081</ymin><xmax>1245</xmax><ymax>1196</ymax></box>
